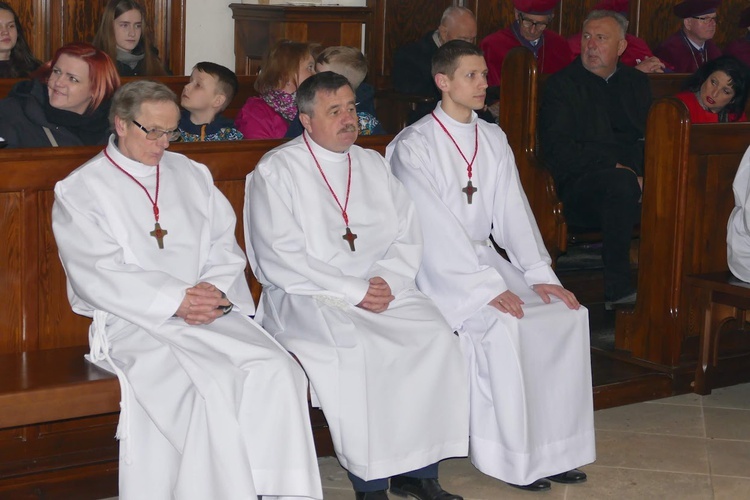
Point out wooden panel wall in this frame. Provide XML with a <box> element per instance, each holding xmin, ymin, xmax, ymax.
<box><xmin>4</xmin><ymin>0</ymin><xmax>185</xmax><ymax>75</ymax></box>
<box><xmin>370</xmin><ymin>0</ymin><xmax>454</xmax><ymax>86</ymax></box>
<box><xmin>370</xmin><ymin>0</ymin><xmax>750</xmax><ymax>87</ymax></box>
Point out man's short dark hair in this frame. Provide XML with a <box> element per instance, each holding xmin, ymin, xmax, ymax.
<box><xmin>296</xmin><ymin>71</ymin><xmax>354</xmax><ymax>116</ymax></box>
<box><xmin>431</xmin><ymin>40</ymin><xmax>484</xmax><ymax>78</ymax></box>
<box><xmin>194</xmin><ymin>61</ymin><xmax>239</xmax><ymax>111</ymax></box>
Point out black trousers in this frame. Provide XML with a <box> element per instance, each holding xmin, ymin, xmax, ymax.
<box><xmin>561</xmin><ymin>168</ymin><xmax>642</xmax><ymax>301</ymax></box>
<box><xmin>349</xmin><ymin>462</ymin><xmax>438</xmax><ymax>492</ymax></box>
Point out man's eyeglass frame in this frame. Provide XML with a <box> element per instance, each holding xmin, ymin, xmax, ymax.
<box><xmin>518</xmin><ymin>13</ymin><xmax>550</xmax><ymax>31</ymax></box>
<box><xmin>132</xmin><ymin>120</ymin><xmax>181</xmax><ymax>142</ymax></box>
<box><xmin>691</xmin><ymin>15</ymin><xmax>718</xmax><ymax>25</ymax></box>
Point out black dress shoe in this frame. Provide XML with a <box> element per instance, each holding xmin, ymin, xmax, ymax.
<box><xmin>506</xmin><ymin>478</ymin><xmax>551</xmax><ymax>492</ymax></box>
<box><xmin>355</xmin><ymin>490</ymin><xmax>390</xmax><ymax>500</ymax></box>
<box><xmin>390</xmin><ymin>476</ymin><xmax>463</xmax><ymax>500</ymax></box>
<box><xmin>547</xmin><ymin>469</ymin><xmax>587</xmax><ymax>484</ymax></box>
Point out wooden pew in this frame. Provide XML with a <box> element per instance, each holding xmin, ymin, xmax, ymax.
<box><xmin>500</xmin><ymin>47</ymin><xmax>750</xmax><ymax>386</ymax></box>
<box><xmin>615</xmin><ymin>99</ymin><xmax>750</xmax><ymax>377</ymax></box>
<box><xmin>0</xmin><ymin>75</ymin><xmax>258</xmax><ymax>120</ymax></box>
<box><xmin>0</xmin><ymin>135</ymin><xmax>394</xmax><ymax>499</ymax></box>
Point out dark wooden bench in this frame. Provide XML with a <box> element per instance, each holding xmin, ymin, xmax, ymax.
<box><xmin>614</xmin><ymin>100</ymin><xmax>750</xmax><ymax>380</ymax></box>
<box><xmin>0</xmin><ymin>135</ymin><xmax>393</xmax><ymax>498</ymax></box>
<box><xmin>686</xmin><ymin>272</ymin><xmax>750</xmax><ymax>395</ymax></box>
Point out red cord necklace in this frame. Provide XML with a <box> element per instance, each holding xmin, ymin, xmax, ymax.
<box><xmin>103</xmin><ymin>149</ymin><xmax>168</xmax><ymax>249</ymax></box>
<box><xmin>303</xmin><ymin>134</ymin><xmax>357</xmax><ymax>251</ymax></box>
<box><xmin>431</xmin><ymin>112</ymin><xmax>479</xmax><ymax>204</ymax></box>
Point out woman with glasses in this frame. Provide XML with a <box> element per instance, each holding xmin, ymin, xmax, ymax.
<box><xmin>654</xmin><ymin>0</ymin><xmax>722</xmax><ymax>73</ymax></box>
<box><xmin>0</xmin><ymin>42</ymin><xmax>120</xmax><ymax>148</ymax></box>
<box><xmin>480</xmin><ymin>0</ymin><xmax>572</xmax><ymax>87</ymax></box>
<box><xmin>677</xmin><ymin>55</ymin><xmax>749</xmax><ymax>123</ymax></box>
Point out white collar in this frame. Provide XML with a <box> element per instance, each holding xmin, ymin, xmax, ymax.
<box><xmin>105</xmin><ymin>134</ymin><xmax>160</xmax><ymax>177</ymax></box>
<box><xmin>302</xmin><ymin>131</ymin><xmax>351</xmax><ymax>163</ymax></box>
<box><xmin>434</xmin><ymin>101</ymin><xmax>478</xmax><ymax>130</ymax></box>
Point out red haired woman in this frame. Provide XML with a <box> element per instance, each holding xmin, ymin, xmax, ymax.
<box><xmin>0</xmin><ymin>42</ymin><xmax>120</xmax><ymax>148</ymax></box>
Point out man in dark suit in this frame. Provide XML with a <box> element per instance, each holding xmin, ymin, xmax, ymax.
<box><xmin>539</xmin><ymin>9</ymin><xmax>651</xmax><ymax>309</ymax></box>
<box><xmin>392</xmin><ymin>6</ymin><xmax>481</xmax><ymax>125</ymax></box>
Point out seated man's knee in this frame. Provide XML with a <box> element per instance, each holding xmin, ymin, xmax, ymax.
<box><xmin>605</xmin><ymin>169</ymin><xmax>641</xmax><ymax>202</ymax></box>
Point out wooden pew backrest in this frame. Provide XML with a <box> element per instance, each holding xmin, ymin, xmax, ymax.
<box><xmin>0</xmin><ymin>134</ymin><xmax>392</xmax><ymax>354</ymax></box>
<box><xmin>0</xmin><ymin>133</ymin><xmax>394</xmax><ymax>498</ymax></box>
<box><xmin>617</xmin><ymin>97</ymin><xmax>750</xmax><ymax>367</ymax></box>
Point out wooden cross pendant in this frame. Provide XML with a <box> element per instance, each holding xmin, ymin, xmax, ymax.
<box><xmin>462</xmin><ymin>180</ymin><xmax>477</xmax><ymax>204</ymax></box>
<box><xmin>150</xmin><ymin>222</ymin><xmax>168</xmax><ymax>249</ymax></box>
<box><xmin>342</xmin><ymin>226</ymin><xmax>357</xmax><ymax>251</ymax></box>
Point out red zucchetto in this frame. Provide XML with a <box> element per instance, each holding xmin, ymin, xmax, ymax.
<box><xmin>512</xmin><ymin>0</ymin><xmax>559</xmax><ymax>16</ymax></box>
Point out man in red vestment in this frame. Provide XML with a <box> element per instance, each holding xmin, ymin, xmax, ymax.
<box><xmin>567</xmin><ymin>0</ymin><xmax>668</xmax><ymax>73</ymax></box>
<box><xmin>654</xmin><ymin>0</ymin><xmax>722</xmax><ymax>73</ymax></box>
<box><xmin>480</xmin><ymin>0</ymin><xmax>572</xmax><ymax>87</ymax></box>
<box><xmin>724</xmin><ymin>7</ymin><xmax>750</xmax><ymax>68</ymax></box>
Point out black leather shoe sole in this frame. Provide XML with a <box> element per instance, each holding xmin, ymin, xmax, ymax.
<box><xmin>547</xmin><ymin>469</ymin><xmax>587</xmax><ymax>484</ymax></box>
<box><xmin>390</xmin><ymin>476</ymin><xmax>462</xmax><ymax>500</ymax></box>
<box><xmin>506</xmin><ymin>478</ymin><xmax>552</xmax><ymax>492</ymax></box>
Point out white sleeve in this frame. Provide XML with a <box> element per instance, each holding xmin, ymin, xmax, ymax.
<box><xmin>195</xmin><ymin>168</ymin><xmax>257</xmax><ymax>315</ymax></box>
<box><xmin>490</xmin><ymin>139</ymin><xmax>561</xmax><ymax>287</ymax></box>
<box><xmin>364</xmin><ymin>154</ymin><xmax>424</xmax><ymax>296</ymax></box>
<box><xmin>389</xmin><ymin>134</ymin><xmax>507</xmax><ymax>329</ymax></box>
<box><xmin>52</xmin><ymin>178</ymin><xmax>190</xmax><ymax>330</ymax></box>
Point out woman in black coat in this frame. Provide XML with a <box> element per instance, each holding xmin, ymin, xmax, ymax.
<box><xmin>0</xmin><ymin>42</ymin><xmax>120</xmax><ymax>148</ymax></box>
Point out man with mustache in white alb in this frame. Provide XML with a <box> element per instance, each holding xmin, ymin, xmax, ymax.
<box><xmin>245</xmin><ymin>71</ymin><xmax>469</xmax><ymax>500</ymax></box>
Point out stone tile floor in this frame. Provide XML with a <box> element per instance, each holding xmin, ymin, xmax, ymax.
<box><xmin>102</xmin><ymin>382</ymin><xmax>750</xmax><ymax>500</ymax></box>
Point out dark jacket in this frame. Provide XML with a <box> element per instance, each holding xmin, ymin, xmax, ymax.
<box><xmin>392</xmin><ymin>31</ymin><xmax>496</xmax><ymax>126</ymax></box>
<box><xmin>115</xmin><ymin>43</ymin><xmax>170</xmax><ymax>77</ymax></box>
<box><xmin>538</xmin><ymin>57</ymin><xmax>652</xmax><ymax>197</ymax></box>
<box><xmin>0</xmin><ymin>79</ymin><xmax>111</xmax><ymax>148</ymax></box>
<box><xmin>178</xmin><ymin>108</ymin><xmax>244</xmax><ymax>142</ymax></box>
<box><xmin>654</xmin><ymin>30</ymin><xmax>722</xmax><ymax>74</ymax></box>
<box><xmin>285</xmin><ymin>82</ymin><xmax>386</xmax><ymax>138</ymax></box>
<box><xmin>392</xmin><ymin>32</ymin><xmax>440</xmax><ymax>125</ymax></box>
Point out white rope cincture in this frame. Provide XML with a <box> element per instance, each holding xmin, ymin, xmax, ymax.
<box><xmin>89</xmin><ymin>310</ymin><xmax>133</xmax><ymax>465</ymax></box>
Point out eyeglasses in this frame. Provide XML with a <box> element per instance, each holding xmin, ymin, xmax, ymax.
<box><xmin>132</xmin><ymin>120</ymin><xmax>181</xmax><ymax>141</ymax></box>
<box><xmin>518</xmin><ymin>13</ymin><xmax>549</xmax><ymax>30</ymax></box>
<box><xmin>691</xmin><ymin>16</ymin><xmax>718</xmax><ymax>24</ymax></box>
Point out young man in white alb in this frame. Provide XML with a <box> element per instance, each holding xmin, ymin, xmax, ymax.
<box><xmin>387</xmin><ymin>40</ymin><xmax>596</xmax><ymax>493</ymax></box>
